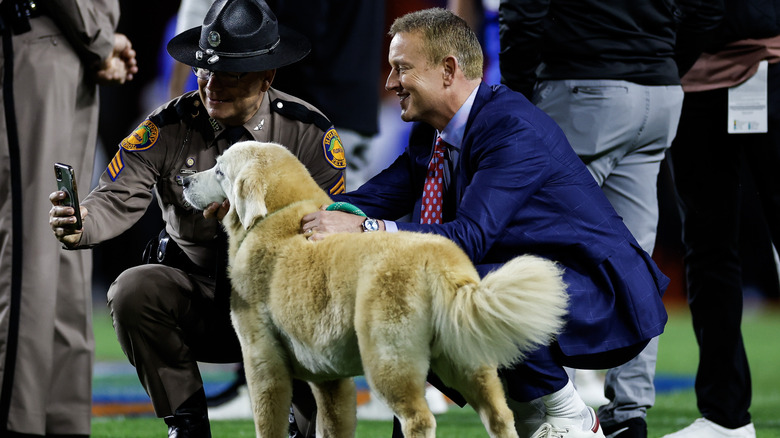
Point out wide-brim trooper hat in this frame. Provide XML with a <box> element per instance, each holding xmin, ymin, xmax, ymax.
<box><xmin>167</xmin><ymin>0</ymin><xmax>310</xmax><ymax>72</ymax></box>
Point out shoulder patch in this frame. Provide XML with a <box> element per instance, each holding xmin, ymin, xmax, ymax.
<box><xmin>322</xmin><ymin>128</ymin><xmax>347</xmax><ymax>169</ymax></box>
<box><xmin>270</xmin><ymin>98</ymin><xmax>331</xmax><ymax>132</ymax></box>
<box><xmin>121</xmin><ymin>119</ymin><xmax>159</xmax><ymax>152</ymax></box>
<box><xmin>107</xmin><ymin>149</ymin><xmax>124</xmax><ymax>181</ymax></box>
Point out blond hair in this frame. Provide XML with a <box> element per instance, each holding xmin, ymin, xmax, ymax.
<box><xmin>389</xmin><ymin>8</ymin><xmax>483</xmax><ymax>80</ymax></box>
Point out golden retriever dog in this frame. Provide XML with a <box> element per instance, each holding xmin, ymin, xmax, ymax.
<box><xmin>182</xmin><ymin>141</ymin><xmax>569</xmax><ymax>438</ymax></box>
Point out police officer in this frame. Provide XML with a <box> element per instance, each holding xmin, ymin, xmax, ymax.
<box><xmin>1</xmin><ymin>0</ymin><xmax>135</xmax><ymax>436</ymax></box>
<box><xmin>49</xmin><ymin>0</ymin><xmax>346</xmax><ymax>436</ymax></box>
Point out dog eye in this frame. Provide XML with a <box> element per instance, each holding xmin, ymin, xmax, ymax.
<box><xmin>215</xmin><ymin>167</ymin><xmax>224</xmax><ymax>178</ymax></box>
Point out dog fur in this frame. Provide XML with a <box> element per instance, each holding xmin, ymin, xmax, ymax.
<box><xmin>182</xmin><ymin>141</ymin><xmax>569</xmax><ymax>438</ymax></box>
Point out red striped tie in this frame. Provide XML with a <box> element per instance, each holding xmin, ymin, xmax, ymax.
<box><xmin>420</xmin><ymin>137</ymin><xmax>446</xmax><ymax>224</ymax></box>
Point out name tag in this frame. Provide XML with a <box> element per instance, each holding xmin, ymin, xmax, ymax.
<box><xmin>728</xmin><ymin>60</ymin><xmax>768</xmax><ymax>134</ymax></box>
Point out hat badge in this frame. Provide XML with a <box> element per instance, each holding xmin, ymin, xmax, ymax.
<box><xmin>208</xmin><ymin>31</ymin><xmax>221</xmax><ymax>48</ymax></box>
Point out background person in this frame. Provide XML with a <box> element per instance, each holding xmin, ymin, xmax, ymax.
<box><xmin>497</xmin><ymin>1</ymin><xmax>721</xmax><ymax>436</ymax></box>
<box><xmin>663</xmin><ymin>0</ymin><xmax>780</xmax><ymax>436</ymax></box>
<box><xmin>0</xmin><ymin>0</ymin><xmax>136</xmax><ymax>436</ymax></box>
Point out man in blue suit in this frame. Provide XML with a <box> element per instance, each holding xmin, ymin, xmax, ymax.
<box><xmin>301</xmin><ymin>8</ymin><xmax>667</xmax><ymax>438</ymax></box>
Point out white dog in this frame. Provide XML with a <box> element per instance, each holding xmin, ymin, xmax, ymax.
<box><xmin>182</xmin><ymin>141</ymin><xmax>569</xmax><ymax>438</ymax></box>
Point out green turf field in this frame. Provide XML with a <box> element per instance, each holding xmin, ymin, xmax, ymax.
<box><xmin>91</xmin><ymin>305</ymin><xmax>780</xmax><ymax>437</ymax></box>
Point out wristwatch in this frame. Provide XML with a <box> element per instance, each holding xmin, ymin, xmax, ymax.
<box><xmin>361</xmin><ymin>217</ymin><xmax>380</xmax><ymax>232</ymax></box>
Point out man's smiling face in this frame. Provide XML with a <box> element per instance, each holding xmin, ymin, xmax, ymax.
<box><xmin>385</xmin><ymin>31</ymin><xmax>447</xmax><ymax>127</ymax></box>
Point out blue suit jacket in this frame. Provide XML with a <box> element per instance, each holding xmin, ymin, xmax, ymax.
<box><xmin>334</xmin><ymin>83</ymin><xmax>668</xmax><ymax>357</ymax></box>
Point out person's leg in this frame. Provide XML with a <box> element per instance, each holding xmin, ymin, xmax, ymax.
<box><xmin>504</xmin><ymin>352</ymin><xmax>569</xmax><ymax>437</ymax></box>
<box><xmin>668</xmin><ymin>88</ymin><xmax>752</xmax><ymax>429</ymax></box>
<box><xmin>108</xmin><ymin>264</ymin><xmax>241</xmax><ymax>437</ymax></box>
<box><xmin>595</xmin><ymin>148</ymin><xmax>665</xmax><ymax>424</ymax></box>
<box><xmin>595</xmin><ymin>85</ymin><xmax>682</xmax><ymax>436</ymax></box>
<box><xmin>108</xmin><ymin>264</ymin><xmax>233</xmax><ymax>415</ymax></box>
<box><xmin>502</xmin><ymin>346</ymin><xmax>602</xmax><ymax>437</ymax></box>
<box><xmin>597</xmin><ymin>338</ymin><xmax>657</xmax><ymax>436</ymax></box>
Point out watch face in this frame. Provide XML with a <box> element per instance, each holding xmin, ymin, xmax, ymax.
<box><xmin>363</xmin><ymin>218</ymin><xmax>379</xmax><ymax>232</ymax></box>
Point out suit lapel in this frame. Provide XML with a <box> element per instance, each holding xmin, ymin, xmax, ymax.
<box><xmin>450</xmin><ymin>83</ymin><xmax>493</xmax><ymax>208</ymax></box>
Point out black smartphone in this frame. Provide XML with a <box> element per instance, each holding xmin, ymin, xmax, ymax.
<box><xmin>54</xmin><ymin>162</ymin><xmax>83</xmax><ymax>230</ymax></box>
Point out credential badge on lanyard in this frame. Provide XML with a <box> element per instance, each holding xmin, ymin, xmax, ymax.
<box><xmin>728</xmin><ymin>60</ymin><xmax>769</xmax><ymax>134</ymax></box>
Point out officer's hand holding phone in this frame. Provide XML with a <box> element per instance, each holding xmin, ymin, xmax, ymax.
<box><xmin>49</xmin><ymin>163</ymin><xmax>88</xmax><ymax>247</ymax></box>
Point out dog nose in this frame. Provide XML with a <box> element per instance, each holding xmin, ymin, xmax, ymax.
<box><xmin>182</xmin><ymin>176</ymin><xmax>192</xmax><ymax>188</ymax></box>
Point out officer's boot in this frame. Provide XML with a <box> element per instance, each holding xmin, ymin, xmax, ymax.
<box><xmin>289</xmin><ymin>403</ymin><xmax>317</xmax><ymax>437</ymax></box>
<box><xmin>289</xmin><ymin>379</ymin><xmax>317</xmax><ymax>437</ymax></box>
<box><xmin>164</xmin><ymin>388</ymin><xmax>212</xmax><ymax>438</ymax></box>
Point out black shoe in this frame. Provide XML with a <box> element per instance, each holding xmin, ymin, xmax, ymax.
<box><xmin>602</xmin><ymin>417</ymin><xmax>647</xmax><ymax>438</ymax></box>
<box><xmin>166</xmin><ymin>387</ymin><xmax>212</xmax><ymax>438</ymax></box>
<box><xmin>289</xmin><ymin>405</ymin><xmax>316</xmax><ymax>438</ymax></box>
<box><xmin>289</xmin><ymin>405</ymin><xmax>301</xmax><ymax>437</ymax></box>
<box><xmin>165</xmin><ymin>413</ymin><xmax>211</xmax><ymax>438</ymax></box>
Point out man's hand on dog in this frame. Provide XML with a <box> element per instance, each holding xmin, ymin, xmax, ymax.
<box><xmin>301</xmin><ymin>205</ymin><xmax>380</xmax><ymax>241</ymax></box>
<box><xmin>202</xmin><ymin>199</ymin><xmax>230</xmax><ymax>221</ymax></box>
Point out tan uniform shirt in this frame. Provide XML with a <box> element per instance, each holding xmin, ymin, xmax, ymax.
<box><xmin>80</xmin><ymin>88</ymin><xmax>346</xmax><ymax>267</ymax></box>
<box><xmin>81</xmin><ymin>88</ymin><xmax>346</xmax><ymax>268</ymax></box>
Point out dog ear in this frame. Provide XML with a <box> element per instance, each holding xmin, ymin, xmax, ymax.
<box><xmin>233</xmin><ymin>167</ymin><xmax>268</xmax><ymax>229</ymax></box>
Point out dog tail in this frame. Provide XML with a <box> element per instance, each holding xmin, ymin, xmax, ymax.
<box><xmin>432</xmin><ymin>254</ymin><xmax>568</xmax><ymax>370</ymax></box>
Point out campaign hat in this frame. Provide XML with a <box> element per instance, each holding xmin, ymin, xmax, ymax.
<box><xmin>167</xmin><ymin>0</ymin><xmax>310</xmax><ymax>72</ymax></box>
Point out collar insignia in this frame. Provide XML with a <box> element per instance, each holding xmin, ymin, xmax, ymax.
<box><xmin>209</xmin><ymin>117</ymin><xmax>222</xmax><ymax>133</ymax></box>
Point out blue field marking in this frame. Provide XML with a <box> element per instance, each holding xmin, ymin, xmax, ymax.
<box><xmin>92</xmin><ymin>361</ymin><xmax>694</xmax><ymax>409</ymax></box>
<box><xmin>654</xmin><ymin>374</ymin><xmax>696</xmax><ymax>393</ymax></box>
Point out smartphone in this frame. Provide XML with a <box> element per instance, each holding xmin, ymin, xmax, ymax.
<box><xmin>54</xmin><ymin>162</ymin><xmax>83</xmax><ymax>230</ymax></box>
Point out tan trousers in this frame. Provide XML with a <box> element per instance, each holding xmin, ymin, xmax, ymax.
<box><xmin>107</xmin><ymin>263</ymin><xmax>242</xmax><ymax>417</ymax></box>
<box><xmin>0</xmin><ymin>16</ymin><xmax>98</xmax><ymax>436</ymax></box>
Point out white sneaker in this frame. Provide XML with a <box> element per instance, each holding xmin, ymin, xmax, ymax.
<box><xmin>425</xmin><ymin>385</ymin><xmax>449</xmax><ymax>414</ymax></box>
<box><xmin>662</xmin><ymin>418</ymin><xmax>756</xmax><ymax>438</ymax></box>
<box><xmin>208</xmin><ymin>384</ymin><xmax>254</xmax><ymax>420</ymax></box>
<box><xmin>532</xmin><ymin>407</ymin><xmax>606</xmax><ymax>438</ymax></box>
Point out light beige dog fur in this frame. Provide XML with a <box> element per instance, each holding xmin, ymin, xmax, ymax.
<box><xmin>182</xmin><ymin>141</ymin><xmax>569</xmax><ymax>438</ymax></box>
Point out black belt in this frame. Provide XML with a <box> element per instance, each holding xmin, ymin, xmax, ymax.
<box><xmin>143</xmin><ymin>228</ymin><xmax>217</xmax><ymax>279</ymax></box>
